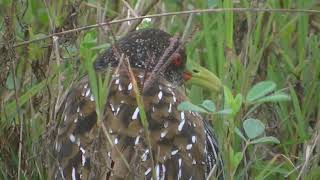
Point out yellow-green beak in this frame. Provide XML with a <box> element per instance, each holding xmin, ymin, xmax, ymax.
<box><xmin>183</xmin><ymin>63</ymin><xmax>222</xmax><ymax>92</ymax></box>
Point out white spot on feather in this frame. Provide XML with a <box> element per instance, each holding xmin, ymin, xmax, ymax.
<box><xmin>69</xmin><ymin>134</ymin><xmax>76</xmax><ymax>143</ymax></box>
<box><xmin>178</xmin><ymin>158</ymin><xmax>182</xmax><ymax>179</ymax></box>
<box><xmin>168</xmin><ymin>103</ymin><xmax>172</xmax><ymax>113</ymax></box>
<box><xmin>171</xmin><ymin>149</ymin><xmax>179</xmax><ymax>155</ymax></box>
<box><xmin>178</xmin><ymin>120</ymin><xmax>185</xmax><ymax>131</ymax></box>
<box><xmin>115</xmin><ymin>79</ymin><xmax>120</xmax><ymax>84</ymax></box>
<box><xmin>114</xmin><ymin>138</ymin><xmax>119</xmax><ymax>145</ymax></box>
<box><xmin>141</xmin><ymin>149</ymin><xmax>149</xmax><ymax>161</ymax></box>
<box><xmin>128</xmin><ymin>83</ymin><xmax>133</xmax><ymax>90</ymax></box>
<box><xmin>144</xmin><ymin>167</ymin><xmax>152</xmax><ymax>175</ymax></box>
<box><xmin>90</xmin><ymin>94</ymin><xmax>94</xmax><ymax>101</ymax></box>
<box><xmin>72</xmin><ymin>167</ymin><xmax>77</xmax><ymax>180</ymax></box>
<box><xmin>132</xmin><ymin>107</ymin><xmax>139</xmax><ymax>120</ymax></box>
<box><xmin>160</xmin><ymin>130</ymin><xmax>168</xmax><ymax>138</ymax></box>
<box><xmin>192</xmin><ymin>136</ymin><xmax>197</xmax><ymax>143</ymax></box>
<box><xmin>164</xmin><ymin>121</ymin><xmax>169</xmax><ymax>128</ymax></box>
<box><xmin>156</xmin><ymin>164</ymin><xmax>160</xmax><ymax>179</ymax></box>
<box><xmin>158</xmin><ymin>91</ymin><xmax>163</xmax><ymax>100</ymax></box>
<box><xmin>134</xmin><ymin>136</ymin><xmax>140</xmax><ymax>145</ymax></box>
<box><xmin>180</xmin><ymin>112</ymin><xmax>185</xmax><ymax>120</ymax></box>
<box><xmin>85</xmin><ymin>88</ymin><xmax>90</xmax><ymax>97</ymax></box>
<box><xmin>186</xmin><ymin>144</ymin><xmax>193</xmax><ymax>150</ymax></box>
<box><xmin>118</xmin><ymin>84</ymin><xmax>123</xmax><ymax>91</ymax></box>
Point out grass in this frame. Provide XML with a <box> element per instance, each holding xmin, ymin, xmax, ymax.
<box><xmin>1</xmin><ymin>0</ymin><xmax>320</xmax><ymax>179</ymax></box>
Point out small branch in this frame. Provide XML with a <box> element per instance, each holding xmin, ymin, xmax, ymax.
<box><xmin>13</xmin><ymin>8</ymin><xmax>320</xmax><ymax>48</ymax></box>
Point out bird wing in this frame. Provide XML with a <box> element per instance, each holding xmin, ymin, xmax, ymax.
<box><xmin>51</xmin><ymin>69</ymin><xmax>221</xmax><ymax>180</ymax></box>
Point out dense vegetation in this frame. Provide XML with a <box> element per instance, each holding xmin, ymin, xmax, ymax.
<box><xmin>0</xmin><ymin>0</ymin><xmax>319</xmax><ymax>179</ymax></box>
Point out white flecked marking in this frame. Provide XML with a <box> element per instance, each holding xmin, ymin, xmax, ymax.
<box><xmin>158</xmin><ymin>91</ymin><xmax>163</xmax><ymax>100</ymax></box>
<box><xmin>192</xmin><ymin>136</ymin><xmax>197</xmax><ymax>143</ymax></box>
<box><xmin>110</xmin><ymin>104</ymin><xmax>115</xmax><ymax>111</ymax></box>
<box><xmin>85</xmin><ymin>88</ymin><xmax>90</xmax><ymax>97</ymax></box>
<box><xmin>180</xmin><ymin>112</ymin><xmax>185</xmax><ymax>120</ymax></box>
<box><xmin>118</xmin><ymin>84</ymin><xmax>123</xmax><ymax>91</ymax></box>
<box><xmin>168</xmin><ymin>103</ymin><xmax>172</xmax><ymax>113</ymax></box>
<box><xmin>132</xmin><ymin>107</ymin><xmax>139</xmax><ymax>120</ymax></box>
<box><xmin>160</xmin><ymin>130</ymin><xmax>168</xmax><ymax>138</ymax></box>
<box><xmin>80</xmin><ymin>147</ymin><xmax>85</xmax><ymax>154</ymax></box>
<box><xmin>115</xmin><ymin>79</ymin><xmax>120</xmax><ymax>84</ymax></box>
<box><xmin>134</xmin><ymin>136</ymin><xmax>140</xmax><ymax>145</ymax></box>
<box><xmin>69</xmin><ymin>134</ymin><xmax>76</xmax><ymax>143</ymax></box>
<box><xmin>72</xmin><ymin>167</ymin><xmax>77</xmax><ymax>180</ymax></box>
<box><xmin>161</xmin><ymin>164</ymin><xmax>166</xmax><ymax>180</ymax></box>
<box><xmin>115</xmin><ymin>107</ymin><xmax>120</xmax><ymax>115</ymax></box>
<box><xmin>186</xmin><ymin>144</ymin><xmax>193</xmax><ymax>150</ymax></box>
<box><xmin>128</xmin><ymin>83</ymin><xmax>133</xmax><ymax>90</ymax></box>
<box><xmin>178</xmin><ymin>120</ymin><xmax>185</xmax><ymax>131</ymax></box>
<box><xmin>164</xmin><ymin>121</ymin><xmax>169</xmax><ymax>128</ymax></box>
<box><xmin>141</xmin><ymin>149</ymin><xmax>149</xmax><ymax>161</ymax></box>
<box><xmin>114</xmin><ymin>138</ymin><xmax>119</xmax><ymax>145</ymax></box>
<box><xmin>171</xmin><ymin>149</ymin><xmax>179</xmax><ymax>155</ymax></box>
<box><xmin>77</xmin><ymin>107</ymin><xmax>80</xmax><ymax>113</ymax></box>
<box><xmin>81</xmin><ymin>154</ymin><xmax>86</xmax><ymax>166</ymax></box>
<box><xmin>74</xmin><ymin>118</ymin><xmax>78</xmax><ymax>123</ymax></box>
<box><xmin>90</xmin><ymin>94</ymin><xmax>94</xmax><ymax>101</ymax></box>
<box><xmin>156</xmin><ymin>164</ymin><xmax>160</xmax><ymax>179</ymax></box>
<box><xmin>144</xmin><ymin>167</ymin><xmax>152</xmax><ymax>175</ymax></box>
<box><xmin>192</xmin><ymin>159</ymin><xmax>196</xmax><ymax>165</ymax></box>
<box><xmin>173</xmin><ymin>94</ymin><xmax>177</xmax><ymax>102</ymax></box>
<box><xmin>178</xmin><ymin>158</ymin><xmax>182</xmax><ymax>180</ymax></box>
<box><xmin>55</xmin><ymin>142</ymin><xmax>61</xmax><ymax>152</ymax></box>
<box><xmin>84</xmin><ymin>83</ymin><xmax>88</xmax><ymax>89</ymax></box>
<box><xmin>109</xmin><ymin>129</ymin><xmax>113</xmax><ymax>133</ymax></box>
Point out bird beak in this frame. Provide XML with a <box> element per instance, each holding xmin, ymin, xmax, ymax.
<box><xmin>183</xmin><ymin>63</ymin><xmax>222</xmax><ymax>92</ymax></box>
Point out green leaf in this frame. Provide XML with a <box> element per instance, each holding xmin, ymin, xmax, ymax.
<box><xmin>256</xmin><ymin>93</ymin><xmax>291</xmax><ymax>103</ymax></box>
<box><xmin>246</xmin><ymin>81</ymin><xmax>276</xmax><ymax>103</ymax></box>
<box><xmin>235</xmin><ymin>127</ymin><xmax>247</xmax><ymax>141</ymax></box>
<box><xmin>243</xmin><ymin>118</ymin><xmax>265</xmax><ymax>139</ymax></box>
<box><xmin>215</xmin><ymin>108</ymin><xmax>232</xmax><ymax>115</ymax></box>
<box><xmin>230</xmin><ymin>149</ymin><xmax>243</xmax><ymax>170</ymax></box>
<box><xmin>200</xmin><ymin>100</ymin><xmax>216</xmax><ymax>112</ymax></box>
<box><xmin>232</xmin><ymin>94</ymin><xmax>243</xmax><ymax>114</ymax></box>
<box><xmin>223</xmin><ymin>86</ymin><xmax>234</xmax><ymax>109</ymax></box>
<box><xmin>91</xmin><ymin>43</ymin><xmax>110</xmax><ymax>51</ymax></box>
<box><xmin>178</xmin><ymin>101</ymin><xmax>208</xmax><ymax>113</ymax></box>
<box><xmin>250</xmin><ymin>136</ymin><xmax>280</xmax><ymax>144</ymax></box>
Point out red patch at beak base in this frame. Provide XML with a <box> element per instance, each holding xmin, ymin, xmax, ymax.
<box><xmin>183</xmin><ymin>71</ymin><xmax>192</xmax><ymax>81</ymax></box>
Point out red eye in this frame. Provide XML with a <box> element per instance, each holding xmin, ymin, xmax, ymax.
<box><xmin>171</xmin><ymin>53</ymin><xmax>182</xmax><ymax>66</ymax></box>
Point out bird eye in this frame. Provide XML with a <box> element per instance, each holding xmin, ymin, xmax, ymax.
<box><xmin>171</xmin><ymin>53</ymin><xmax>182</xmax><ymax>66</ymax></box>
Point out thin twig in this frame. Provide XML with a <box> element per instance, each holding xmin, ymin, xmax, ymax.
<box><xmin>121</xmin><ymin>0</ymin><xmax>139</xmax><ymax>17</ymax></box>
<box><xmin>142</xmin><ymin>37</ymin><xmax>179</xmax><ymax>94</ymax></box>
<box><xmin>12</xmin><ymin>8</ymin><xmax>320</xmax><ymax>48</ymax></box>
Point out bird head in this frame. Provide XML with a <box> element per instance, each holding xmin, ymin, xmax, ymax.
<box><xmin>94</xmin><ymin>28</ymin><xmax>222</xmax><ymax>92</ymax></box>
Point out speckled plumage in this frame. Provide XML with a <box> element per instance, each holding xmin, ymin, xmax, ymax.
<box><xmin>50</xmin><ymin>29</ymin><xmax>224</xmax><ymax>180</ymax></box>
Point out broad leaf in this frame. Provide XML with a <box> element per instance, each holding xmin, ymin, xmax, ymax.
<box><xmin>250</xmin><ymin>136</ymin><xmax>280</xmax><ymax>144</ymax></box>
<box><xmin>200</xmin><ymin>100</ymin><xmax>216</xmax><ymax>112</ymax></box>
<box><xmin>256</xmin><ymin>93</ymin><xmax>291</xmax><ymax>103</ymax></box>
<box><xmin>178</xmin><ymin>101</ymin><xmax>208</xmax><ymax>113</ymax></box>
<box><xmin>247</xmin><ymin>81</ymin><xmax>276</xmax><ymax>103</ymax></box>
<box><xmin>243</xmin><ymin>118</ymin><xmax>265</xmax><ymax>139</ymax></box>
